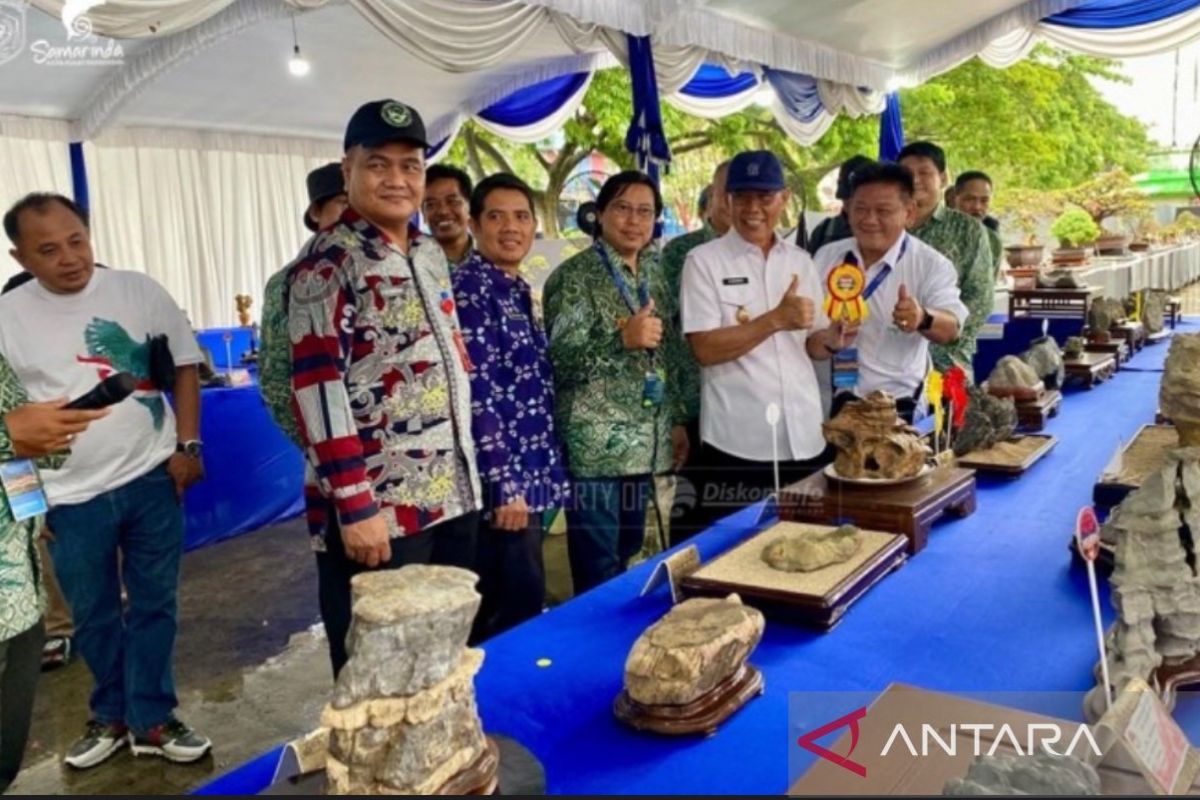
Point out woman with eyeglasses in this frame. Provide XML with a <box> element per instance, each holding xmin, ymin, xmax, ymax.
<box><xmin>543</xmin><ymin>171</ymin><xmax>690</xmax><ymax>595</ymax></box>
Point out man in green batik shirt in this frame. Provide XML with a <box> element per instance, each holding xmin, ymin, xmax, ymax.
<box><xmin>259</xmin><ymin>162</ymin><xmax>348</xmax><ymax>445</ymax></box>
<box><xmin>952</xmin><ymin>170</ymin><xmax>1005</xmax><ymax>282</ymax></box>
<box><xmin>544</xmin><ymin>171</ymin><xmax>690</xmax><ymax>594</ymax></box>
<box><xmin>659</xmin><ymin>160</ymin><xmax>731</xmax><ymax>438</ymax></box>
<box><xmin>0</xmin><ymin>354</ymin><xmax>105</xmax><ymax>791</ymax></box>
<box><xmin>898</xmin><ymin>141</ymin><xmax>994</xmax><ymax>380</ymax></box>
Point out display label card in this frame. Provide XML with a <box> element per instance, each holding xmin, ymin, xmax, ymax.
<box><xmin>640</xmin><ymin>545</ymin><xmax>700</xmax><ymax>604</ymax></box>
<box><xmin>0</xmin><ymin>459</ymin><xmax>48</xmax><ymax>521</ymax></box>
<box><xmin>1124</xmin><ymin>689</ymin><xmax>1189</xmax><ymax>794</ymax></box>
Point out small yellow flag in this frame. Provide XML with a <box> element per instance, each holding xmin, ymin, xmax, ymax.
<box><xmin>925</xmin><ymin>369</ymin><xmax>944</xmax><ymax>436</ymax></box>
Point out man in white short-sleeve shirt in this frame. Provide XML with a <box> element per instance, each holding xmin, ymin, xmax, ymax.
<box><xmin>679</xmin><ymin>150</ymin><xmax>855</xmax><ymax>536</ymax></box>
<box><xmin>0</xmin><ymin>193</ymin><xmax>211</xmax><ymax>769</ymax></box>
<box><xmin>813</xmin><ymin>161</ymin><xmax>968</xmax><ymax>420</ymax></box>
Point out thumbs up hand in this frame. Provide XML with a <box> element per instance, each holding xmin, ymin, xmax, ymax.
<box><xmin>621</xmin><ymin>297</ymin><xmax>664</xmax><ymax>350</ymax></box>
<box><xmin>892</xmin><ymin>282</ymin><xmax>923</xmax><ymax>333</ymax></box>
<box><xmin>772</xmin><ymin>274</ymin><xmax>815</xmax><ymax>331</ymax></box>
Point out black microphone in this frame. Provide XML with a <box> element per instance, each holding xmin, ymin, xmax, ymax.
<box><xmin>65</xmin><ymin>372</ymin><xmax>137</xmax><ymax>410</ymax></box>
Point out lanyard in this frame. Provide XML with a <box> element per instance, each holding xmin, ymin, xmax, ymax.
<box><xmin>857</xmin><ymin>233</ymin><xmax>910</xmax><ymax>301</ymax></box>
<box><xmin>594</xmin><ymin>243</ymin><xmax>650</xmax><ymax>315</ymax></box>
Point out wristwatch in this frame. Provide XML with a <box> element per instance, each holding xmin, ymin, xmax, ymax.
<box><xmin>177</xmin><ymin>440</ymin><xmax>203</xmax><ymax>459</ymax></box>
<box><xmin>917</xmin><ymin>310</ymin><xmax>934</xmax><ymax>332</ymax></box>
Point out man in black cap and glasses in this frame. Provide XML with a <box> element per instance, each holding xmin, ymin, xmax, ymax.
<box><xmin>259</xmin><ymin>162</ymin><xmax>347</xmax><ymax>444</ymax></box>
<box><xmin>286</xmin><ymin>100</ymin><xmax>482</xmax><ymax>677</ymax></box>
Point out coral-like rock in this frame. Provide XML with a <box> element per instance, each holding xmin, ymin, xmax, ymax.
<box><xmin>823</xmin><ymin>391</ymin><xmax>928</xmax><ymax>480</ymax></box>
<box><xmin>986</xmin><ymin>355</ymin><xmax>1044</xmax><ymax>401</ymax></box>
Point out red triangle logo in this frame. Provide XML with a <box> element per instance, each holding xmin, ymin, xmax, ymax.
<box><xmin>796</xmin><ymin>706</ymin><xmax>868</xmax><ymax>777</ymax></box>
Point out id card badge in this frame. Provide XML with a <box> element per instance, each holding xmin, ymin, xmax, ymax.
<box><xmin>831</xmin><ymin>346</ymin><xmax>860</xmax><ymax>392</ymax></box>
<box><xmin>642</xmin><ymin>368</ymin><xmax>666</xmax><ymax>408</ymax></box>
<box><xmin>0</xmin><ymin>459</ymin><xmax>49</xmax><ymax>521</ymax></box>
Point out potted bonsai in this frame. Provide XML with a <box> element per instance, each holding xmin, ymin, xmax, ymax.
<box><xmin>1050</xmin><ymin>207</ymin><xmax>1100</xmax><ymax>266</ymax></box>
<box><xmin>995</xmin><ymin>188</ymin><xmax>1058</xmax><ymax>269</ymax></box>
<box><xmin>1063</xmin><ymin>169</ymin><xmax>1149</xmax><ymax>255</ymax></box>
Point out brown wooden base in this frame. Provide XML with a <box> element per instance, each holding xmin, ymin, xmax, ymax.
<box><xmin>1111</xmin><ymin>321</ymin><xmax>1146</xmax><ymax>352</ymax></box>
<box><xmin>1155</xmin><ymin>653</ymin><xmax>1200</xmax><ymax>712</ymax></box>
<box><xmin>955</xmin><ymin>434</ymin><xmax>1058</xmax><ymax>476</ymax></box>
<box><xmin>680</xmin><ymin>528</ymin><xmax>908</xmax><ymax>629</ymax></box>
<box><xmin>437</xmin><ymin>737</ymin><xmax>501</xmax><ymax>795</ymax></box>
<box><xmin>1167</xmin><ymin>298</ymin><xmax>1182</xmax><ymax>329</ymax></box>
<box><xmin>1084</xmin><ymin>338</ymin><xmax>1128</xmax><ymax>368</ymax></box>
<box><xmin>778</xmin><ymin>467</ymin><xmax>976</xmax><ymax>554</ymax></box>
<box><xmin>613</xmin><ymin>664</ymin><xmax>764</xmax><ymax>736</ymax></box>
<box><xmin>1063</xmin><ymin>351</ymin><xmax>1116</xmax><ymax>388</ymax></box>
<box><xmin>1015</xmin><ymin>390</ymin><xmax>1062</xmax><ymax>432</ymax></box>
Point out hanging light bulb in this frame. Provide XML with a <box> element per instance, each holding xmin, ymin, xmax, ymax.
<box><xmin>288</xmin><ymin>16</ymin><xmax>310</xmax><ymax>77</ymax></box>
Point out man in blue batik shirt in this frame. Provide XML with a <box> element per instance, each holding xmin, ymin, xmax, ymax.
<box><xmin>452</xmin><ymin>173</ymin><xmax>569</xmax><ymax>640</ymax></box>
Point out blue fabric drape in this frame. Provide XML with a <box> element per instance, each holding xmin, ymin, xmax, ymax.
<box><xmin>878</xmin><ymin>91</ymin><xmax>905</xmax><ymax>161</ymax></box>
<box><xmin>678</xmin><ymin>62</ymin><xmax>759</xmax><ymax>98</ymax></box>
<box><xmin>763</xmin><ymin>68</ymin><xmax>824</xmax><ymax>123</ymax></box>
<box><xmin>623</xmin><ymin>34</ymin><xmax>671</xmax><ymax>183</ymax></box>
<box><xmin>478</xmin><ymin>71</ymin><xmax>590</xmax><ymax>126</ymax></box>
<box><xmin>69</xmin><ymin>141</ymin><xmax>89</xmax><ymax>213</ymax></box>
<box><xmin>1044</xmin><ymin>0</ymin><xmax>1200</xmax><ymax>28</ymax></box>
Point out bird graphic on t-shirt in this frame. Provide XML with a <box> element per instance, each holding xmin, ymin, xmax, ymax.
<box><xmin>78</xmin><ymin>318</ymin><xmax>166</xmax><ymax>430</ymax></box>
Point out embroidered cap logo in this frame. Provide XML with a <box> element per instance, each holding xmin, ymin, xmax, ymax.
<box><xmin>381</xmin><ymin>101</ymin><xmax>413</xmax><ymax>128</ymax></box>
<box><xmin>747</xmin><ymin>162</ymin><xmax>761</xmax><ymax>177</ymax></box>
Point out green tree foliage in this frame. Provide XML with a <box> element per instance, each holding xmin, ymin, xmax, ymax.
<box><xmin>445</xmin><ymin>44</ymin><xmax>1152</xmax><ymax>236</ymax></box>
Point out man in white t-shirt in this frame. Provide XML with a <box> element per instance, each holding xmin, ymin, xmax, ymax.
<box><xmin>679</xmin><ymin>151</ymin><xmax>855</xmax><ymax>536</ymax></box>
<box><xmin>0</xmin><ymin>193</ymin><xmax>211</xmax><ymax>769</ymax></box>
<box><xmin>813</xmin><ymin>161</ymin><xmax>969</xmax><ymax>422</ymax></box>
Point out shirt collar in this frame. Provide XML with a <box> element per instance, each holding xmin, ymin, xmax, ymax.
<box><xmin>727</xmin><ymin>227</ymin><xmax>785</xmax><ymax>256</ymax></box>
<box><xmin>850</xmin><ymin>232</ymin><xmax>908</xmax><ymax>272</ymax></box>
<box><xmin>463</xmin><ymin>250</ymin><xmax>529</xmax><ymax>291</ymax></box>
<box><xmin>596</xmin><ymin>238</ymin><xmax>651</xmax><ymax>274</ymax></box>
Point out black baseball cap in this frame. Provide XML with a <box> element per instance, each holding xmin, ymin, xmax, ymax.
<box><xmin>304</xmin><ymin>162</ymin><xmax>345</xmax><ymax>231</ymax></box>
<box><xmin>727</xmin><ymin>150</ymin><xmax>786</xmax><ymax>193</ymax></box>
<box><xmin>343</xmin><ymin>99</ymin><xmax>429</xmax><ymax>153</ymax></box>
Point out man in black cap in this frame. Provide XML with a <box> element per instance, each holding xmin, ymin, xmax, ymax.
<box><xmin>258</xmin><ymin>162</ymin><xmax>347</xmax><ymax>445</ymax></box>
<box><xmin>286</xmin><ymin>100</ymin><xmax>482</xmax><ymax>677</ymax></box>
<box><xmin>806</xmin><ymin>154</ymin><xmax>873</xmax><ymax>255</ymax></box>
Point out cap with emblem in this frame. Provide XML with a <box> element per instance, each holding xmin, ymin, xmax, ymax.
<box><xmin>343</xmin><ymin>99</ymin><xmax>429</xmax><ymax>153</ymax></box>
<box><xmin>304</xmin><ymin>162</ymin><xmax>345</xmax><ymax>231</ymax></box>
<box><xmin>726</xmin><ymin>150</ymin><xmax>787</xmax><ymax>193</ymax></box>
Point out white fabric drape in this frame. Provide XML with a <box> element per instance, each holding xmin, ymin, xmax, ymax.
<box><xmin>29</xmin><ymin>0</ymin><xmax>328</xmax><ymax>38</ymax></box>
<box><xmin>0</xmin><ymin>117</ymin><xmax>74</xmax><ymax>282</ymax></box>
<box><xmin>83</xmin><ymin>128</ymin><xmax>340</xmax><ymax>328</ymax></box>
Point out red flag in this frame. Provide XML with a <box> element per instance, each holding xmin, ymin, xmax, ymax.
<box><xmin>944</xmin><ymin>366</ymin><xmax>968</xmax><ymax>429</ymax></box>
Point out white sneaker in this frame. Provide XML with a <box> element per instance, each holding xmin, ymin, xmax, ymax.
<box><xmin>64</xmin><ymin>720</ymin><xmax>128</xmax><ymax>769</ymax></box>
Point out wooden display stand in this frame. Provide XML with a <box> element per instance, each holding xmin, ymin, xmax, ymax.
<box><xmin>1111</xmin><ymin>320</ymin><xmax>1146</xmax><ymax>353</ymax></box>
<box><xmin>1014</xmin><ymin>390</ymin><xmax>1062</xmax><ymax>432</ymax></box>
<box><xmin>1084</xmin><ymin>338</ymin><xmax>1128</xmax><ymax>368</ymax></box>
<box><xmin>778</xmin><ymin>467</ymin><xmax>976</xmax><ymax>555</ymax></box>
<box><xmin>1093</xmin><ymin>423</ymin><xmax>1178</xmax><ymax>513</ymax></box>
<box><xmin>437</xmin><ymin>737</ymin><xmax>501</xmax><ymax>795</ymax></box>
<box><xmin>680</xmin><ymin>522</ymin><xmax>908</xmax><ymax>629</ymax></box>
<box><xmin>1007</xmin><ymin>286</ymin><xmax>1095</xmax><ymax>322</ymax></box>
<box><xmin>613</xmin><ymin>664</ymin><xmax>764</xmax><ymax>736</ymax></box>
<box><xmin>955</xmin><ymin>434</ymin><xmax>1058</xmax><ymax>476</ymax></box>
<box><xmin>1167</xmin><ymin>297</ymin><xmax>1182</xmax><ymax>329</ymax></box>
<box><xmin>1063</xmin><ymin>351</ymin><xmax>1116</xmax><ymax>388</ymax></box>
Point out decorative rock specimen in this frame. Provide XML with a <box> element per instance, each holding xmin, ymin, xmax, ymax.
<box><xmin>761</xmin><ymin>524</ymin><xmax>863</xmax><ymax>572</ymax></box>
<box><xmin>1063</xmin><ymin>336</ymin><xmax>1086</xmax><ymax>359</ymax></box>
<box><xmin>1021</xmin><ymin>336</ymin><xmax>1065</xmax><ymax>390</ymax></box>
<box><xmin>1085</xmin><ymin>446</ymin><xmax>1200</xmax><ymax>721</ymax></box>
<box><xmin>1143</xmin><ymin>290</ymin><xmax>1168</xmax><ymax>335</ymax></box>
<box><xmin>624</xmin><ymin>595</ymin><xmax>764</xmax><ymax>707</ymax></box>
<box><xmin>324</xmin><ymin>566</ymin><xmax>488</xmax><ymax>795</ymax></box>
<box><xmin>1088</xmin><ymin>296</ymin><xmax>1125</xmax><ymax>333</ymax></box>
<box><xmin>943</xmin><ymin>752</ymin><xmax>1102</xmax><ymax>796</ymax></box>
<box><xmin>1160</xmin><ymin>334</ymin><xmax>1200</xmax><ymax>446</ymax></box>
<box><xmin>1037</xmin><ymin>267</ymin><xmax>1084</xmax><ymax>289</ymax></box>
<box><xmin>986</xmin><ymin>355</ymin><xmax>1044</xmax><ymax>401</ymax></box>
<box><xmin>953</xmin><ymin>386</ymin><xmax>1017</xmax><ymax>456</ymax></box>
<box><xmin>823</xmin><ymin>391</ymin><xmax>928</xmax><ymax>480</ymax></box>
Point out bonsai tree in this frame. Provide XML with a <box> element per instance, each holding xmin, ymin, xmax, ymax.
<box><xmin>992</xmin><ymin>188</ymin><xmax>1061</xmax><ymax>245</ymax></box>
<box><xmin>1051</xmin><ymin>207</ymin><xmax>1101</xmax><ymax>248</ymax></box>
<box><xmin>1062</xmin><ymin>169</ymin><xmax>1151</xmax><ymax>231</ymax></box>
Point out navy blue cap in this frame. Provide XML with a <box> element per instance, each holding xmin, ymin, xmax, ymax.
<box><xmin>304</xmin><ymin>162</ymin><xmax>345</xmax><ymax>231</ymax></box>
<box><xmin>727</xmin><ymin>150</ymin><xmax>786</xmax><ymax>193</ymax></box>
<box><xmin>343</xmin><ymin>99</ymin><xmax>428</xmax><ymax>153</ymax></box>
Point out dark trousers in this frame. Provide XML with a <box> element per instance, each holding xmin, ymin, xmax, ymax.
<box><xmin>47</xmin><ymin>463</ymin><xmax>183</xmax><ymax>734</ymax></box>
<box><xmin>0</xmin><ymin>621</ymin><xmax>43</xmax><ymax>793</ymax></box>
<box><xmin>471</xmin><ymin>515</ymin><xmax>545</xmax><ymax>643</ymax></box>
<box><xmin>565</xmin><ymin>476</ymin><xmax>649</xmax><ymax>595</ymax></box>
<box><xmin>315</xmin><ymin>510</ymin><xmax>479</xmax><ymax>678</ymax></box>
<box><xmin>675</xmin><ymin>441</ymin><xmax>828</xmax><ymax>542</ymax></box>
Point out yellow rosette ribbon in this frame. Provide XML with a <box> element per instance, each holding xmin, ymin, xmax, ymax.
<box><xmin>823</xmin><ymin>262</ymin><xmax>869</xmax><ymax>323</ymax></box>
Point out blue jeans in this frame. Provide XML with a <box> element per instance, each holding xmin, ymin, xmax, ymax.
<box><xmin>565</xmin><ymin>476</ymin><xmax>649</xmax><ymax>595</ymax></box>
<box><xmin>47</xmin><ymin>463</ymin><xmax>183</xmax><ymax>734</ymax></box>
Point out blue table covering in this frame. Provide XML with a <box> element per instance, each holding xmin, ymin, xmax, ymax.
<box><xmin>184</xmin><ymin>379</ymin><xmax>304</xmax><ymax>551</ymax></box>
<box><xmin>197</xmin><ymin>322</ymin><xmax>1196</xmax><ymax>795</ymax></box>
<box><xmin>196</xmin><ymin>326</ymin><xmax>255</xmax><ymax>369</ymax></box>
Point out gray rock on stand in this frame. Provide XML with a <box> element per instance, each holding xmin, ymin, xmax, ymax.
<box><xmin>761</xmin><ymin>524</ymin><xmax>863</xmax><ymax>572</ymax></box>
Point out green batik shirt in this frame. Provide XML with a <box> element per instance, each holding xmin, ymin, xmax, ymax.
<box><xmin>910</xmin><ymin>205</ymin><xmax>994</xmax><ymax>380</ymax></box>
<box><xmin>259</xmin><ymin>265</ymin><xmax>303</xmax><ymax>447</ymax></box>
<box><xmin>0</xmin><ymin>354</ymin><xmax>64</xmax><ymax>642</ymax></box>
<box><xmin>544</xmin><ymin>240</ymin><xmax>687</xmax><ymax>479</ymax></box>
<box><xmin>660</xmin><ymin>224</ymin><xmax>716</xmax><ymax>423</ymax></box>
<box><xmin>986</xmin><ymin>225</ymin><xmax>1004</xmax><ymax>281</ymax></box>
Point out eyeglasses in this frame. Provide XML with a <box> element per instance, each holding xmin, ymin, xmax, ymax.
<box><xmin>608</xmin><ymin>201</ymin><xmax>657</xmax><ymax>221</ymax></box>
